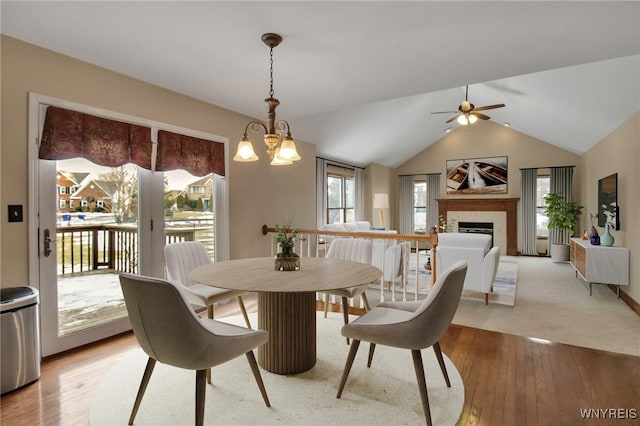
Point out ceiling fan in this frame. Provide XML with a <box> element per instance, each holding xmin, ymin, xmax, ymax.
<box><xmin>432</xmin><ymin>85</ymin><xmax>505</xmax><ymax>125</ymax></box>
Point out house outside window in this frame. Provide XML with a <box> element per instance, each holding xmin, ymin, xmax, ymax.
<box><xmin>327</xmin><ymin>174</ymin><xmax>354</xmax><ymax>224</ymax></box>
<box><xmin>536</xmin><ymin>175</ymin><xmax>550</xmax><ymax>237</ymax></box>
<box><xmin>413</xmin><ymin>181</ymin><xmax>427</xmax><ymax>232</ymax></box>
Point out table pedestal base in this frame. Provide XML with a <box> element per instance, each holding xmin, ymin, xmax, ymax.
<box><xmin>258</xmin><ymin>292</ymin><xmax>316</xmax><ymax>375</ymax></box>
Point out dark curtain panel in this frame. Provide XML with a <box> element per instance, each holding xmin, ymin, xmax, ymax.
<box><xmin>39</xmin><ymin>106</ymin><xmax>152</xmax><ymax>170</ymax></box>
<box><xmin>156</xmin><ymin>130</ymin><xmax>225</xmax><ymax>177</ymax></box>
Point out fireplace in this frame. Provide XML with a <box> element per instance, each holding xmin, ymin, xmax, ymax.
<box><xmin>458</xmin><ymin>221</ymin><xmax>494</xmax><ymax>247</ymax></box>
<box><xmin>437</xmin><ymin>198</ymin><xmax>519</xmax><ymax>255</ymax></box>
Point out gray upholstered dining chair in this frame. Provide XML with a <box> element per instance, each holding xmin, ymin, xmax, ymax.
<box><xmin>119</xmin><ymin>273</ymin><xmax>270</xmax><ymax>426</ymax></box>
<box><xmin>336</xmin><ymin>260</ymin><xmax>467</xmax><ymax>426</ymax></box>
<box><xmin>323</xmin><ymin>238</ymin><xmax>373</xmax><ymax>343</ymax></box>
<box><xmin>164</xmin><ymin>241</ymin><xmax>252</xmax><ymax>328</ymax></box>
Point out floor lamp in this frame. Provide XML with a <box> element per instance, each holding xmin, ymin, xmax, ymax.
<box><xmin>373</xmin><ymin>193</ymin><xmax>389</xmax><ymax>229</ymax></box>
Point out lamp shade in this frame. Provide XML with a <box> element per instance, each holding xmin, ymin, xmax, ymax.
<box><xmin>373</xmin><ymin>193</ymin><xmax>389</xmax><ymax>209</ymax></box>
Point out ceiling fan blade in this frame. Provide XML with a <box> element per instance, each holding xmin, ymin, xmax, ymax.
<box><xmin>445</xmin><ymin>114</ymin><xmax>460</xmax><ymax>123</ymax></box>
<box><xmin>474</xmin><ymin>112</ymin><xmax>491</xmax><ymax>120</ymax></box>
<box><xmin>473</xmin><ymin>103</ymin><xmax>505</xmax><ymax>112</ymax></box>
<box><xmin>431</xmin><ymin>110</ymin><xmax>459</xmax><ymax>114</ymax></box>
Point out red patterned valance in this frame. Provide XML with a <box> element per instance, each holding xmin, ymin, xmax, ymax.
<box><xmin>156</xmin><ymin>130</ymin><xmax>225</xmax><ymax>177</ymax></box>
<box><xmin>39</xmin><ymin>106</ymin><xmax>152</xmax><ymax>169</ymax></box>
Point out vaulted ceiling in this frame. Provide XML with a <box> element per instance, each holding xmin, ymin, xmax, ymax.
<box><xmin>2</xmin><ymin>1</ymin><xmax>639</xmax><ymax>167</ymax></box>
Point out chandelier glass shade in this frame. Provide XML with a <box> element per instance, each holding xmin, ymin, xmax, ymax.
<box><xmin>233</xmin><ymin>33</ymin><xmax>301</xmax><ymax>166</ymax></box>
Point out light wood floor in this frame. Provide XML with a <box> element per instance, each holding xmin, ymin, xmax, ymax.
<box><xmin>2</xmin><ymin>295</ymin><xmax>638</xmax><ymax>426</ymax></box>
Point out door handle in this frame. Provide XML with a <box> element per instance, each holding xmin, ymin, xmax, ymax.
<box><xmin>44</xmin><ymin>228</ymin><xmax>56</xmax><ymax>257</ymax></box>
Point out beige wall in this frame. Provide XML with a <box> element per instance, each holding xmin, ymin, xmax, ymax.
<box><xmin>396</xmin><ymin>120</ymin><xmax>581</xmax><ymax>200</ymax></box>
<box><xmin>0</xmin><ymin>36</ymin><xmax>316</xmax><ymax>286</ymax></box>
<box><xmin>578</xmin><ymin>112</ymin><xmax>639</xmax><ymax>304</ymax></box>
<box><xmin>364</xmin><ymin>163</ymin><xmax>395</xmax><ymax>229</ymax></box>
<box><xmin>395</xmin><ymin>120</ymin><xmax>581</xmax><ymax>248</ymax></box>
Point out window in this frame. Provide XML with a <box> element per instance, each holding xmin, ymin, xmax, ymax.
<box><xmin>327</xmin><ymin>174</ymin><xmax>354</xmax><ymax>224</ymax></box>
<box><xmin>59</xmin><ymin>186</ymin><xmax>67</xmax><ymax>194</ymax></box>
<box><xmin>69</xmin><ymin>200</ymin><xmax>74</xmax><ymax>208</ymax></box>
<box><xmin>536</xmin><ymin>175</ymin><xmax>550</xmax><ymax>237</ymax></box>
<box><xmin>96</xmin><ymin>200</ymin><xmax>104</xmax><ymax>208</ymax></box>
<box><xmin>59</xmin><ymin>199</ymin><xmax>66</xmax><ymax>208</ymax></box>
<box><xmin>81</xmin><ymin>200</ymin><xmax>88</xmax><ymax>207</ymax></box>
<box><xmin>413</xmin><ymin>181</ymin><xmax>427</xmax><ymax>232</ymax></box>
<box><xmin>191</xmin><ymin>186</ymin><xmax>205</xmax><ymax>194</ymax></box>
<box><xmin>70</xmin><ymin>187</ymin><xmax>77</xmax><ymax>193</ymax></box>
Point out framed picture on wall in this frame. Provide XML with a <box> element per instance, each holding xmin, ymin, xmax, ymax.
<box><xmin>446</xmin><ymin>156</ymin><xmax>508</xmax><ymax>194</ymax></box>
<box><xmin>598</xmin><ymin>173</ymin><xmax>619</xmax><ymax>230</ymax></box>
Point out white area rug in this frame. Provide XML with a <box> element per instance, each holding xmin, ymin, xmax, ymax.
<box><xmin>389</xmin><ymin>253</ymin><xmax>518</xmax><ymax>306</ymax></box>
<box><xmin>90</xmin><ymin>312</ymin><xmax>464</xmax><ymax>425</ymax></box>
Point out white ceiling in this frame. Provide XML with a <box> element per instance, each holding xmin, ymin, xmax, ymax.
<box><xmin>2</xmin><ymin>1</ymin><xmax>639</xmax><ymax>167</ymax></box>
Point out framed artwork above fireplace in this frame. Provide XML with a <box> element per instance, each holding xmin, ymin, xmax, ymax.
<box><xmin>446</xmin><ymin>156</ymin><xmax>508</xmax><ymax>194</ymax></box>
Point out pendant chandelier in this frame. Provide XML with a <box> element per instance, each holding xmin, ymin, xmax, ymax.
<box><xmin>233</xmin><ymin>33</ymin><xmax>301</xmax><ymax>166</ymax></box>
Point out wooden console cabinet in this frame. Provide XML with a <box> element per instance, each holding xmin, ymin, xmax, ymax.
<box><xmin>569</xmin><ymin>238</ymin><xmax>629</xmax><ymax>298</ymax></box>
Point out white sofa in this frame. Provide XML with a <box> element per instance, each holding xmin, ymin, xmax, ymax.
<box><xmin>435</xmin><ymin>233</ymin><xmax>500</xmax><ymax>304</ymax></box>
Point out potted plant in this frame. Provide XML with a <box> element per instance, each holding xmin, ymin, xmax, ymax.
<box><xmin>543</xmin><ymin>192</ymin><xmax>583</xmax><ymax>262</ymax></box>
<box><xmin>274</xmin><ymin>223</ymin><xmax>301</xmax><ymax>271</ymax></box>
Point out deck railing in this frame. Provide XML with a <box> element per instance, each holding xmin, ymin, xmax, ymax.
<box><xmin>56</xmin><ymin>221</ymin><xmax>213</xmax><ymax>275</ymax></box>
<box><xmin>261</xmin><ymin>225</ymin><xmax>439</xmax><ymax>307</ymax></box>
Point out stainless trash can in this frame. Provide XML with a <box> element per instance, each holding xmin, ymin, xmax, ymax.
<box><xmin>1</xmin><ymin>286</ymin><xmax>41</xmax><ymax>394</ymax></box>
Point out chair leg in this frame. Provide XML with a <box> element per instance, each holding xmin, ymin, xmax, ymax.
<box><xmin>336</xmin><ymin>339</ymin><xmax>360</xmax><ymax>398</ymax></box>
<box><xmin>341</xmin><ymin>297</ymin><xmax>350</xmax><ymax>344</ymax></box>
<box><xmin>324</xmin><ymin>293</ymin><xmax>330</xmax><ymax>318</ymax></box>
<box><xmin>204</xmin><ymin>308</ymin><xmax>213</xmax><ymax>385</ymax></box>
<box><xmin>195</xmin><ymin>369</ymin><xmax>207</xmax><ymax>426</ymax></box>
<box><xmin>484</xmin><ymin>293</ymin><xmax>489</xmax><ymax>305</ymax></box>
<box><xmin>412</xmin><ymin>349</ymin><xmax>433</xmax><ymax>426</ymax></box>
<box><xmin>361</xmin><ymin>292</ymin><xmax>371</xmax><ymax>312</ymax></box>
<box><xmin>367</xmin><ymin>343</ymin><xmax>376</xmax><ymax>368</ymax></box>
<box><xmin>245</xmin><ymin>351</ymin><xmax>271</xmax><ymax>407</ymax></box>
<box><xmin>128</xmin><ymin>357</ymin><xmax>156</xmax><ymax>425</ymax></box>
<box><xmin>432</xmin><ymin>342</ymin><xmax>451</xmax><ymax>387</ymax></box>
<box><xmin>237</xmin><ymin>296</ymin><xmax>252</xmax><ymax>329</ymax></box>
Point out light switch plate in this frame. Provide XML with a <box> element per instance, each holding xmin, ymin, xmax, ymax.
<box><xmin>8</xmin><ymin>205</ymin><xmax>23</xmax><ymax>222</ymax></box>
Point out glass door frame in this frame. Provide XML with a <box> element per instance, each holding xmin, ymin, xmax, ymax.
<box><xmin>28</xmin><ymin>93</ymin><xmax>230</xmax><ymax>356</ymax></box>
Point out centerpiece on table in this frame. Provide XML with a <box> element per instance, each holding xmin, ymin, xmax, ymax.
<box><xmin>274</xmin><ymin>223</ymin><xmax>301</xmax><ymax>271</ymax></box>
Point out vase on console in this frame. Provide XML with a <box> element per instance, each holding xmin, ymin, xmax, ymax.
<box><xmin>600</xmin><ymin>223</ymin><xmax>615</xmax><ymax>247</ymax></box>
<box><xmin>589</xmin><ymin>226</ymin><xmax>600</xmax><ymax>246</ymax></box>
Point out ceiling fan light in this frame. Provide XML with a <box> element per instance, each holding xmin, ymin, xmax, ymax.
<box><xmin>233</xmin><ymin>139</ymin><xmax>259</xmax><ymax>162</ymax></box>
<box><xmin>457</xmin><ymin>115</ymin><xmax>469</xmax><ymax>125</ymax></box>
<box><xmin>468</xmin><ymin>114</ymin><xmax>478</xmax><ymax>124</ymax></box>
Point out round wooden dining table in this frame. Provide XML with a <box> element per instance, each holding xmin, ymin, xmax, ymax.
<box><xmin>191</xmin><ymin>256</ymin><xmax>381</xmax><ymax>375</ymax></box>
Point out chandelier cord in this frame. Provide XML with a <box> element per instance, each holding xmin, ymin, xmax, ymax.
<box><xmin>269</xmin><ymin>47</ymin><xmax>274</xmax><ymax>98</ymax></box>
